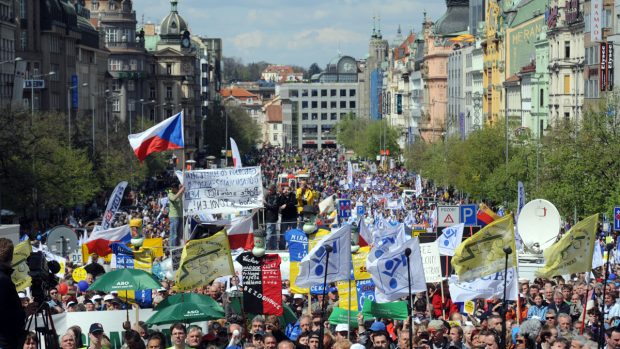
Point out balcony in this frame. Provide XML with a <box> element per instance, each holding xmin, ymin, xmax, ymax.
<box><xmin>106</xmin><ymin>41</ymin><xmax>145</xmax><ymax>50</ymax></box>
<box><xmin>109</xmin><ymin>71</ymin><xmax>146</xmax><ymax>79</ymax></box>
<box><xmin>99</xmin><ymin>11</ymin><xmax>137</xmax><ymax>21</ymax></box>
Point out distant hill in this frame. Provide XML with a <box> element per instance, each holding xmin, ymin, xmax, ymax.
<box><xmin>222</xmin><ymin>57</ymin><xmax>308</xmax><ymax>82</ymax></box>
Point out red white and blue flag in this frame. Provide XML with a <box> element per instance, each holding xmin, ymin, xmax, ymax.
<box><xmin>85</xmin><ymin>225</ymin><xmax>131</xmax><ymax>257</ymax></box>
<box><xmin>128</xmin><ymin>111</ymin><xmax>184</xmax><ymax>161</ymax></box>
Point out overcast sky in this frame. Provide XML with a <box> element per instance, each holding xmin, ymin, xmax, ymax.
<box><xmin>132</xmin><ymin>0</ymin><xmax>447</xmax><ymax>68</ymax></box>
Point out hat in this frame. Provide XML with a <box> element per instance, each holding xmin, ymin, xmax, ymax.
<box><xmin>302</xmin><ymin>205</ymin><xmax>317</xmax><ymax>215</ymax></box>
<box><xmin>89</xmin><ymin>323</ymin><xmax>104</xmax><ymax>334</ymax></box>
<box><xmin>294</xmin><ymin>294</ymin><xmax>304</xmax><ymax>299</ymax></box>
<box><xmin>351</xmin><ymin>344</ymin><xmax>366</xmax><ymax>349</ymax></box>
<box><xmin>67</xmin><ymin>301</ymin><xmax>77</xmax><ymax>307</ymax></box>
<box><xmin>103</xmin><ymin>295</ymin><xmax>115</xmax><ymax>302</ymax></box>
<box><xmin>335</xmin><ymin>324</ymin><xmax>349</xmax><ymax>332</ymax></box>
<box><xmin>18</xmin><ymin>292</ymin><xmax>26</xmax><ymax>299</ymax></box>
<box><xmin>309</xmin><ymin>331</ymin><xmax>321</xmax><ymax>339</ymax></box>
<box><xmin>253</xmin><ymin>331</ymin><xmax>266</xmax><ymax>338</ymax></box>
<box><xmin>428</xmin><ymin>320</ymin><xmax>446</xmax><ymax>330</ymax></box>
<box><xmin>111</xmin><ymin>291</ymin><xmax>118</xmax><ymax>295</ymax></box>
<box><xmin>92</xmin><ymin>295</ymin><xmax>102</xmax><ymax>301</ymax></box>
<box><xmin>84</xmin><ymin>299</ymin><xmax>93</xmax><ymax>304</ymax></box>
<box><xmin>329</xmin><ymin>287</ymin><xmax>338</xmax><ymax>293</ymax></box>
<box><xmin>369</xmin><ymin>322</ymin><xmax>386</xmax><ymax>332</ymax></box>
<box><xmin>157</xmin><ymin>287</ymin><xmax>167</xmax><ymax>293</ymax></box>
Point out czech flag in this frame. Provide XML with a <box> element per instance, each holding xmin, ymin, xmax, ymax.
<box><xmin>227</xmin><ymin>215</ymin><xmax>254</xmax><ymax>250</ymax></box>
<box><xmin>128</xmin><ymin>111</ymin><xmax>184</xmax><ymax>161</ymax></box>
<box><xmin>476</xmin><ymin>203</ymin><xmax>500</xmax><ymax>226</ymax></box>
<box><xmin>85</xmin><ymin>225</ymin><xmax>132</xmax><ymax>256</ymax></box>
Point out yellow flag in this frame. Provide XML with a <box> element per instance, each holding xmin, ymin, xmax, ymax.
<box><xmin>175</xmin><ymin>230</ymin><xmax>234</xmax><ymax>291</ymax></box>
<box><xmin>12</xmin><ymin>241</ymin><xmax>31</xmax><ymax>291</ymax></box>
<box><xmin>353</xmin><ymin>246</ymin><xmax>371</xmax><ymax>280</ymax></box>
<box><xmin>142</xmin><ymin>238</ymin><xmax>164</xmax><ymax>258</ymax></box>
<box><xmin>452</xmin><ymin>214</ymin><xmax>516</xmax><ymax>282</ymax></box>
<box><xmin>536</xmin><ymin>213</ymin><xmax>599</xmax><ymax>278</ymax></box>
<box><xmin>337</xmin><ymin>280</ymin><xmax>358</xmax><ymax>311</ymax></box>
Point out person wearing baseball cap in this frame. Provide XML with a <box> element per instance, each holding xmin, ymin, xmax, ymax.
<box><xmin>88</xmin><ymin>323</ymin><xmax>105</xmax><ymax>349</ymax></box>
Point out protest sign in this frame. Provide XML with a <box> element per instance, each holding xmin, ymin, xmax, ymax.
<box><xmin>237</xmin><ymin>252</ymin><xmax>283</xmax><ymax>316</ymax></box>
<box><xmin>183</xmin><ymin>167</ymin><xmax>264</xmax><ymax>215</ymax></box>
<box><xmin>420</xmin><ymin>242</ymin><xmax>443</xmax><ymax>283</ymax></box>
<box><xmin>362</xmin><ymin>300</ymin><xmax>409</xmax><ymax>320</ymax></box>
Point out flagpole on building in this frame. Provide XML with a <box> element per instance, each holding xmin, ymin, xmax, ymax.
<box><xmin>319</xmin><ymin>245</ymin><xmax>333</xmax><ymax>349</ymax></box>
<box><xmin>405</xmin><ymin>247</ymin><xmax>413</xmax><ymax>349</ymax></box>
<box><xmin>501</xmin><ymin>246</ymin><xmax>513</xmax><ymax>349</ymax></box>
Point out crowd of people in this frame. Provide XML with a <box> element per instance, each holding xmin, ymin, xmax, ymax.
<box><xmin>3</xmin><ymin>146</ymin><xmax>619</xmax><ymax>349</ymax></box>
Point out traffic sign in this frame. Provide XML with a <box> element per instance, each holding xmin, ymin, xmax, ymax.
<box><xmin>23</xmin><ymin>79</ymin><xmax>45</xmax><ymax>89</ymax></box>
<box><xmin>614</xmin><ymin>206</ymin><xmax>620</xmax><ymax>231</ymax></box>
<box><xmin>356</xmin><ymin>204</ymin><xmax>365</xmax><ymax>216</ymax></box>
<box><xmin>437</xmin><ymin>206</ymin><xmax>460</xmax><ymax>228</ymax></box>
<box><xmin>460</xmin><ymin>204</ymin><xmax>477</xmax><ymax>226</ymax></box>
<box><xmin>338</xmin><ymin>199</ymin><xmax>352</xmax><ymax>219</ymax></box>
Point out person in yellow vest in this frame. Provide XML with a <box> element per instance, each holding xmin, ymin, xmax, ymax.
<box><xmin>296</xmin><ymin>181</ymin><xmax>315</xmax><ymax>213</ymax></box>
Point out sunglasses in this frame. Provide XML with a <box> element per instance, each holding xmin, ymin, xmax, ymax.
<box><xmin>546</xmin><ymin>316</ymin><xmax>555</xmax><ymax>319</ymax></box>
<box><xmin>517</xmin><ymin>340</ymin><xmax>525</xmax><ymax>344</ymax></box>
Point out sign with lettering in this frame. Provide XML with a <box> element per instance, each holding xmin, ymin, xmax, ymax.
<box><xmin>237</xmin><ymin>252</ymin><xmax>283</xmax><ymax>316</ymax></box>
<box><xmin>183</xmin><ymin>167</ymin><xmax>264</xmax><ymax>215</ymax></box>
<box><xmin>601</xmin><ymin>43</ymin><xmax>608</xmax><ymax>91</ymax></box>
<box><xmin>591</xmin><ymin>0</ymin><xmax>602</xmax><ymax>42</ymax></box>
<box><xmin>609</xmin><ymin>42</ymin><xmax>615</xmax><ymax>90</ymax></box>
<box><xmin>420</xmin><ymin>242</ymin><xmax>443</xmax><ymax>283</ymax></box>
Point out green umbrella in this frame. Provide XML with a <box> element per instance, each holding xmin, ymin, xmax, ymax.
<box><xmin>146</xmin><ymin>301</ymin><xmax>226</xmax><ymax>325</ymax></box>
<box><xmin>88</xmin><ymin>268</ymin><xmax>162</xmax><ymax>323</ymax></box>
<box><xmin>88</xmin><ymin>268</ymin><xmax>162</xmax><ymax>292</ymax></box>
<box><xmin>154</xmin><ymin>293</ymin><xmax>224</xmax><ymax>313</ymax></box>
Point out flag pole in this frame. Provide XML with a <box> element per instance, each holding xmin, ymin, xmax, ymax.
<box><xmin>598</xmin><ymin>244</ymin><xmax>614</xmax><ymax>348</ymax></box>
<box><xmin>347</xmin><ymin>278</ymin><xmax>352</xmax><ymax>340</ymax></box>
<box><xmin>501</xmin><ymin>246</ymin><xmax>513</xmax><ymax>349</ymax></box>
<box><xmin>405</xmin><ymin>248</ymin><xmax>413</xmax><ymax>349</ymax></box>
<box><xmin>319</xmin><ymin>245</ymin><xmax>333</xmax><ymax>349</ymax></box>
<box><xmin>181</xmin><ymin>110</ymin><xmax>186</xmax><ymax>246</ymax></box>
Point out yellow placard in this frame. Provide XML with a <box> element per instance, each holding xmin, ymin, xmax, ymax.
<box><xmin>11</xmin><ymin>241</ymin><xmax>31</xmax><ymax>292</ymax></box>
<box><xmin>142</xmin><ymin>238</ymin><xmax>164</xmax><ymax>258</ymax></box>
<box><xmin>464</xmin><ymin>300</ymin><xmax>475</xmax><ymax>315</ymax></box>
<box><xmin>353</xmin><ymin>246</ymin><xmax>371</xmax><ymax>280</ymax></box>
<box><xmin>72</xmin><ymin>267</ymin><xmax>87</xmax><ymax>282</ymax></box>
<box><xmin>337</xmin><ymin>280</ymin><xmax>358</xmax><ymax>311</ymax></box>
<box><xmin>290</xmin><ymin>261</ymin><xmax>309</xmax><ymax>294</ymax></box>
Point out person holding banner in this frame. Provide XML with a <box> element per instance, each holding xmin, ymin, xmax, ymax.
<box><xmin>167</xmin><ymin>183</ymin><xmax>185</xmax><ymax>248</ymax></box>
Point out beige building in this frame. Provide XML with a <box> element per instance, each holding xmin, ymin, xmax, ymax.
<box><xmin>262</xmin><ymin>97</ymin><xmax>283</xmax><ymax>147</ymax></box>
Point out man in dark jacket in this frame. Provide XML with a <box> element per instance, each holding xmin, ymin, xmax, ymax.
<box><xmin>264</xmin><ymin>185</ymin><xmax>281</xmax><ymax>249</ymax></box>
<box><xmin>547</xmin><ymin>291</ymin><xmax>571</xmax><ymax>316</ymax></box>
<box><xmin>278</xmin><ymin>186</ymin><xmax>298</xmax><ymax>235</ymax></box>
<box><xmin>0</xmin><ymin>238</ymin><xmax>26</xmax><ymax>349</ymax></box>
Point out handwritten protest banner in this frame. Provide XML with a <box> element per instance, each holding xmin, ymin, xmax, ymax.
<box><xmin>420</xmin><ymin>242</ymin><xmax>443</xmax><ymax>283</ymax></box>
<box><xmin>183</xmin><ymin>166</ymin><xmax>264</xmax><ymax>215</ymax></box>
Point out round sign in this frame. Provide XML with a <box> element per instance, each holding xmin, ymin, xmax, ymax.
<box><xmin>72</xmin><ymin>267</ymin><xmax>87</xmax><ymax>282</ymax></box>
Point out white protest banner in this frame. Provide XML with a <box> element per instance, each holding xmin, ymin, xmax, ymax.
<box><xmin>32</xmin><ymin>309</ymin><xmax>206</xmax><ymax>349</ymax></box>
<box><xmin>101</xmin><ymin>181</ymin><xmax>128</xmax><ymax>230</ymax></box>
<box><xmin>448</xmin><ymin>267</ymin><xmax>518</xmax><ymax>302</ymax></box>
<box><xmin>183</xmin><ymin>166</ymin><xmax>264</xmax><ymax>215</ymax></box>
<box><xmin>420</xmin><ymin>242</ymin><xmax>443</xmax><ymax>283</ymax></box>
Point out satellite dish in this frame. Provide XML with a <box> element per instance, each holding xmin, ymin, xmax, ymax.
<box><xmin>517</xmin><ymin>199</ymin><xmax>561</xmax><ymax>252</ymax></box>
<box><xmin>46</xmin><ymin>226</ymin><xmax>79</xmax><ymax>256</ymax></box>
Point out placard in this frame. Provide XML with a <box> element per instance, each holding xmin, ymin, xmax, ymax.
<box><xmin>420</xmin><ymin>242</ymin><xmax>443</xmax><ymax>283</ymax></box>
<box><xmin>183</xmin><ymin>167</ymin><xmax>264</xmax><ymax>215</ymax></box>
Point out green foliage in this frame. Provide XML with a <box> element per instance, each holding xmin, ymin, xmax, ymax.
<box><xmin>404</xmin><ymin>101</ymin><xmax>620</xmax><ymax>220</ymax></box>
<box><xmin>203</xmin><ymin>103</ymin><xmax>261</xmax><ymax>158</ymax></box>
<box><xmin>335</xmin><ymin>116</ymin><xmax>400</xmax><ymax>159</ymax></box>
<box><xmin>221</xmin><ymin>57</ymin><xmax>271</xmax><ymax>82</ymax></box>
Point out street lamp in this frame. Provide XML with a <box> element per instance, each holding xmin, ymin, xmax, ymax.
<box><xmin>139</xmin><ymin>99</ymin><xmax>155</xmax><ymax>130</ymax></box>
<box><xmin>67</xmin><ymin>82</ymin><xmax>88</xmax><ymax>147</ymax></box>
<box><xmin>30</xmin><ymin>71</ymin><xmax>56</xmax><ymax>122</ymax></box>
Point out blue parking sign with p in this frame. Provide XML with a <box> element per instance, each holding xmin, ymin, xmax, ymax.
<box><xmin>614</xmin><ymin>207</ymin><xmax>620</xmax><ymax>231</ymax></box>
<box><xmin>460</xmin><ymin>204</ymin><xmax>477</xmax><ymax>226</ymax></box>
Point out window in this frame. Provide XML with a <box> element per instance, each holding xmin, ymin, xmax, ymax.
<box><xmin>330</xmin><ymin>101</ymin><xmax>337</xmax><ymax>108</ymax></box>
<box><xmin>330</xmin><ymin>89</ymin><xmax>337</xmax><ymax>97</ymax></box>
<box><xmin>331</xmin><ymin>113</ymin><xmax>337</xmax><ymax>120</ymax></box>
<box><xmin>166</xmin><ymin>63</ymin><xmax>172</xmax><ymax>75</ymax></box>
<box><xmin>166</xmin><ymin>86</ymin><xmax>173</xmax><ymax>99</ymax></box>
<box><xmin>301</xmin><ymin>101</ymin><xmax>308</xmax><ymax>109</ymax></box>
<box><xmin>602</xmin><ymin>9</ymin><xmax>613</xmax><ymax>28</ymax></box>
<box><xmin>127</xmin><ymin>80</ymin><xmax>135</xmax><ymax>91</ymax></box>
<box><xmin>311</xmin><ymin>113</ymin><xmax>318</xmax><ymax>120</ymax></box>
<box><xmin>311</xmin><ymin>101</ymin><xmax>317</xmax><ymax>108</ymax></box>
<box><xmin>321</xmin><ymin>89</ymin><xmax>327</xmax><ymax>97</ymax></box>
<box><xmin>564</xmin><ymin>112</ymin><xmax>570</xmax><ymax>120</ymax></box>
<box><xmin>150</xmin><ymin>86</ymin><xmax>156</xmax><ymax>99</ymax></box>
<box><xmin>537</xmin><ymin>88</ymin><xmax>542</xmax><ymax>107</ymax></box>
<box><xmin>563</xmin><ymin>75</ymin><xmax>570</xmax><ymax>94</ymax></box>
<box><xmin>273</xmin><ymin>134</ymin><xmax>277</xmax><ymax>141</ymax></box>
<box><xmin>91</xmin><ymin>1</ymin><xmax>99</xmax><ymax>10</ymax></box>
<box><xmin>564</xmin><ymin>41</ymin><xmax>570</xmax><ymax>59</ymax></box>
<box><xmin>311</xmin><ymin>89</ymin><xmax>318</xmax><ymax>97</ymax></box>
<box><xmin>104</xmin><ymin>28</ymin><xmax>118</xmax><ymax>43</ymax></box>
<box><xmin>349</xmin><ymin>101</ymin><xmax>356</xmax><ymax>108</ymax></box>
<box><xmin>321</xmin><ymin>113</ymin><xmax>327</xmax><ymax>120</ymax></box>
<box><xmin>340</xmin><ymin>89</ymin><xmax>346</xmax><ymax>97</ymax></box>
<box><xmin>349</xmin><ymin>89</ymin><xmax>356</xmax><ymax>97</ymax></box>
<box><xmin>112</xmin><ymin>99</ymin><xmax>120</xmax><ymax>112</ymax></box>
<box><xmin>302</xmin><ymin>89</ymin><xmax>308</xmax><ymax>97</ymax></box>
<box><xmin>340</xmin><ymin>101</ymin><xmax>346</xmax><ymax>108</ymax></box>
<box><xmin>130</xmin><ymin>59</ymin><xmax>138</xmax><ymax>71</ymax></box>
<box><xmin>321</xmin><ymin>101</ymin><xmax>327</xmax><ymax>108</ymax></box>
<box><xmin>302</xmin><ymin>113</ymin><xmax>308</xmax><ymax>120</ymax></box>
<box><xmin>290</xmin><ymin>90</ymin><xmax>299</xmax><ymax>97</ymax></box>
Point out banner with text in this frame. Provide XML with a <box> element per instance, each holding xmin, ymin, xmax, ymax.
<box><xmin>183</xmin><ymin>167</ymin><xmax>264</xmax><ymax>215</ymax></box>
<box><xmin>237</xmin><ymin>252</ymin><xmax>283</xmax><ymax>316</ymax></box>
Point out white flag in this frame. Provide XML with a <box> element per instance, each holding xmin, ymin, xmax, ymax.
<box><xmin>359</xmin><ymin>218</ymin><xmax>372</xmax><ymax>246</ymax></box>
<box><xmin>368</xmin><ymin>223</ymin><xmax>408</xmax><ymax>263</ymax></box>
<box><xmin>415</xmin><ymin>174</ymin><xmax>423</xmax><ymax>197</ymax></box>
<box><xmin>448</xmin><ymin>267</ymin><xmax>518</xmax><ymax>303</ymax></box>
<box><xmin>230</xmin><ymin>137</ymin><xmax>242</xmax><ymax>168</ymax></box>
<box><xmin>296</xmin><ymin>225</ymin><xmax>352</xmax><ymax>287</ymax></box>
<box><xmin>429</xmin><ymin>208</ymin><xmax>438</xmax><ymax>231</ymax></box>
<box><xmin>347</xmin><ymin>161</ymin><xmax>353</xmax><ymax>186</ymax></box>
<box><xmin>437</xmin><ymin>223</ymin><xmax>464</xmax><ymax>256</ymax></box>
<box><xmin>367</xmin><ymin>237</ymin><xmax>427</xmax><ymax>302</ymax></box>
<box><xmin>318</xmin><ymin>195</ymin><xmax>335</xmax><ymax>214</ymax></box>
<box><xmin>592</xmin><ymin>243</ymin><xmax>604</xmax><ymax>269</ymax></box>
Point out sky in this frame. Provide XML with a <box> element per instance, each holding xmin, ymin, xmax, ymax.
<box><xmin>132</xmin><ymin>0</ymin><xmax>447</xmax><ymax>68</ymax></box>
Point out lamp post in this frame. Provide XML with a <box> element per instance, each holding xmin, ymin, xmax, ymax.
<box><xmin>139</xmin><ymin>99</ymin><xmax>155</xmax><ymax>130</ymax></box>
<box><xmin>67</xmin><ymin>82</ymin><xmax>88</xmax><ymax>147</ymax></box>
<box><xmin>30</xmin><ymin>71</ymin><xmax>56</xmax><ymax>123</ymax></box>
<box><xmin>0</xmin><ymin>57</ymin><xmax>21</xmax><ymax>108</ymax></box>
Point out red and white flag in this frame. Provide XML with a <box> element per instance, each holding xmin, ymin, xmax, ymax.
<box><xmin>227</xmin><ymin>215</ymin><xmax>254</xmax><ymax>250</ymax></box>
<box><xmin>230</xmin><ymin>137</ymin><xmax>242</xmax><ymax>168</ymax></box>
<box><xmin>85</xmin><ymin>225</ymin><xmax>131</xmax><ymax>257</ymax></box>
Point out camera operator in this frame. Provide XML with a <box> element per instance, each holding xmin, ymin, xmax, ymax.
<box><xmin>0</xmin><ymin>238</ymin><xmax>26</xmax><ymax>348</ymax></box>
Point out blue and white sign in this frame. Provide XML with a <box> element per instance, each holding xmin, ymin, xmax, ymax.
<box><xmin>357</xmin><ymin>204</ymin><xmax>365</xmax><ymax>216</ymax></box>
<box><xmin>459</xmin><ymin>204</ymin><xmax>477</xmax><ymax>226</ymax></box>
<box><xmin>614</xmin><ymin>206</ymin><xmax>620</xmax><ymax>231</ymax></box>
<box><xmin>23</xmin><ymin>80</ymin><xmax>45</xmax><ymax>89</ymax></box>
<box><xmin>338</xmin><ymin>199</ymin><xmax>352</xmax><ymax>218</ymax></box>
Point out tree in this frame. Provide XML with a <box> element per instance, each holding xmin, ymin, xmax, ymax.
<box><xmin>307</xmin><ymin>63</ymin><xmax>322</xmax><ymax>79</ymax></box>
<box><xmin>203</xmin><ymin>102</ymin><xmax>261</xmax><ymax>159</ymax></box>
<box><xmin>335</xmin><ymin>116</ymin><xmax>399</xmax><ymax>159</ymax></box>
